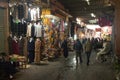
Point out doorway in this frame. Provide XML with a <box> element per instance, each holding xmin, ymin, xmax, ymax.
<box><xmin>0</xmin><ymin>7</ymin><xmax>6</xmax><ymax>52</ymax></box>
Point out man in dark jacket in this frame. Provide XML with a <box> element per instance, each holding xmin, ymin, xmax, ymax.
<box><xmin>74</xmin><ymin>39</ymin><xmax>83</xmax><ymax>64</ymax></box>
<box><xmin>84</xmin><ymin>38</ymin><xmax>92</xmax><ymax>66</ymax></box>
<box><xmin>61</xmin><ymin>38</ymin><xmax>69</xmax><ymax>59</ymax></box>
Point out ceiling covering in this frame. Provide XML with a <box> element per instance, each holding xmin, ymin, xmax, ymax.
<box><xmin>57</xmin><ymin>0</ymin><xmax>114</xmax><ymax>24</ymax></box>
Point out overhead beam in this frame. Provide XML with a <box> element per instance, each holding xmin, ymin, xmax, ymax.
<box><xmin>69</xmin><ymin>5</ymin><xmax>114</xmax><ymax>11</ymax></box>
<box><xmin>69</xmin><ymin>6</ymin><xmax>114</xmax><ymax>15</ymax></box>
<box><xmin>58</xmin><ymin>0</ymin><xmax>104</xmax><ymax>4</ymax></box>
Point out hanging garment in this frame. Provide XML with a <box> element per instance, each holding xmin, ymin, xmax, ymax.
<box><xmin>12</xmin><ymin>40</ymin><xmax>19</xmax><ymax>54</ymax></box>
<box><xmin>16</xmin><ymin>22</ymin><xmax>27</xmax><ymax>36</ymax></box>
<box><xmin>24</xmin><ymin>37</ymin><xmax>28</xmax><ymax>57</ymax></box>
<box><xmin>24</xmin><ymin>4</ymin><xmax>29</xmax><ymax>19</ymax></box>
<box><xmin>34</xmin><ymin>39</ymin><xmax>41</xmax><ymax>63</ymax></box>
<box><xmin>18</xmin><ymin>37</ymin><xmax>25</xmax><ymax>56</ymax></box>
<box><xmin>27</xmin><ymin>23</ymin><xmax>32</xmax><ymax>37</ymax></box>
<box><xmin>31</xmin><ymin>8</ymin><xmax>37</xmax><ymax>21</ymax></box>
<box><xmin>12</xmin><ymin>23</ymin><xmax>18</xmax><ymax>35</ymax></box>
<box><xmin>18</xmin><ymin>5</ymin><xmax>24</xmax><ymax>19</ymax></box>
<box><xmin>61</xmin><ymin>21</ymin><xmax>65</xmax><ymax>32</ymax></box>
<box><xmin>60</xmin><ymin>20</ymin><xmax>65</xmax><ymax>32</ymax></box>
<box><xmin>36</xmin><ymin>8</ymin><xmax>40</xmax><ymax>20</ymax></box>
<box><xmin>35</xmin><ymin>23</ymin><xmax>42</xmax><ymax>37</ymax></box>
<box><xmin>27</xmin><ymin>39</ymin><xmax>35</xmax><ymax>51</ymax></box>
<box><xmin>23</xmin><ymin>22</ymin><xmax>27</xmax><ymax>36</ymax></box>
<box><xmin>7</xmin><ymin>36</ymin><xmax>13</xmax><ymax>55</ymax></box>
<box><xmin>54</xmin><ymin>38</ymin><xmax>60</xmax><ymax>49</ymax></box>
<box><xmin>10</xmin><ymin>15</ymin><xmax>14</xmax><ymax>32</ymax></box>
<box><xmin>27</xmin><ymin>39</ymin><xmax>35</xmax><ymax>63</ymax></box>
<box><xmin>71</xmin><ymin>23</ymin><xmax>75</xmax><ymax>37</ymax></box>
<box><xmin>31</xmin><ymin>24</ymin><xmax>35</xmax><ymax>37</ymax></box>
<box><xmin>12</xmin><ymin>5</ymin><xmax>18</xmax><ymax>19</ymax></box>
<box><xmin>18</xmin><ymin>22</ymin><xmax>22</xmax><ymax>36</ymax></box>
<box><xmin>41</xmin><ymin>25</ymin><xmax>44</xmax><ymax>38</ymax></box>
<box><xmin>27</xmin><ymin>9</ymin><xmax>31</xmax><ymax>22</ymax></box>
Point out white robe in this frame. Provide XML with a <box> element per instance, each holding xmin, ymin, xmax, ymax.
<box><xmin>27</xmin><ymin>23</ymin><xmax>32</xmax><ymax>37</ymax></box>
<box><xmin>35</xmin><ymin>23</ymin><xmax>42</xmax><ymax>37</ymax></box>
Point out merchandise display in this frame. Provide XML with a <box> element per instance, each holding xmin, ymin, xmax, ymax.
<box><xmin>7</xmin><ymin>1</ymin><xmax>68</xmax><ymax>68</ymax></box>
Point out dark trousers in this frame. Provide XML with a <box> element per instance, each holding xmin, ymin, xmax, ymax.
<box><xmin>76</xmin><ymin>51</ymin><xmax>82</xmax><ymax>64</ymax></box>
<box><xmin>28</xmin><ymin>51</ymin><xmax>34</xmax><ymax>63</ymax></box>
<box><xmin>63</xmin><ymin>50</ymin><xmax>68</xmax><ymax>58</ymax></box>
<box><xmin>5</xmin><ymin>62</ymin><xmax>16</xmax><ymax>75</ymax></box>
<box><xmin>86</xmin><ymin>51</ymin><xmax>91</xmax><ymax>65</ymax></box>
<box><xmin>0</xmin><ymin>61</ymin><xmax>16</xmax><ymax>79</ymax></box>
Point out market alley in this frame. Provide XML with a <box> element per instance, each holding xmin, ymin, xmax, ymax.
<box><xmin>13</xmin><ymin>51</ymin><xmax>115</xmax><ymax>80</ymax></box>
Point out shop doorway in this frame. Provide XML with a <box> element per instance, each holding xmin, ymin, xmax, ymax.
<box><xmin>0</xmin><ymin>7</ymin><xmax>5</xmax><ymax>52</ymax></box>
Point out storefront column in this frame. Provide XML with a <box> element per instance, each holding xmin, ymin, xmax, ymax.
<box><xmin>111</xmin><ymin>0</ymin><xmax>120</xmax><ymax>56</ymax></box>
<box><xmin>0</xmin><ymin>2</ymin><xmax>9</xmax><ymax>53</ymax></box>
<box><xmin>65</xmin><ymin>16</ymin><xmax>69</xmax><ymax>37</ymax></box>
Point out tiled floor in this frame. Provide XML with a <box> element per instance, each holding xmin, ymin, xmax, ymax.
<box><xmin>13</xmin><ymin>51</ymin><xmax>115</xmax><ymax>80</ymax></box>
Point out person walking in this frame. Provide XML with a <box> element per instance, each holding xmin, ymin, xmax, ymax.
<box><xmin>74</xmin><ymin>39</ymin><xmax>83</xmax><ymax>64</ymax></box>
<box><xmin>84</xmin><ymin>38</ymin><xmax>92</xmax><ymax>66</ymax></box>
<box><xmin>61</xmin><ymin>37</ymin><xmax>69</xmax><ymax>59</ymax></box>
<box><xmin>96</xmin><ymin>39</ymin><xmax>111</xmax><ymax>62</ymax></box>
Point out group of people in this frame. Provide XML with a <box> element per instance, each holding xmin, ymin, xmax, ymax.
<box><xmin>74</xmin><ymin>38</ymin><xmax>92</xmax><ymax>66</ymax></box>
<box><xmin>61</xmin><ymin>37</ymin><xmax>112</xmax><ymax>66</ymax></box>
<box><xmin>74</xmin><ymin>38</ymin><xmax>112</xmax><ymax>66</ymax></box>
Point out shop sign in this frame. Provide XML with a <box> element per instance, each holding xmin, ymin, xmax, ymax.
<box><xmin>95</xmin><ymin>28</ymin><xmax>101</xmax><ymax>32</ymax></box>
<box><xmin>98</xmin><ymin>16</ymin><xmax>112</xmax><ymax>27</ymax></box>
<box><xmin>42</xmin><ymin>8</ymin><xmax>51</xmax><ymax>15</ymax></box>
<box><xmin>89</xmin><ymin>19</ymin><xmax>98</xmax><ymax>24</ymax></box>
<box><xmin>41</xmin><ymin>0</ymin><xmax>48</xmax><ymax>3</ymax></box>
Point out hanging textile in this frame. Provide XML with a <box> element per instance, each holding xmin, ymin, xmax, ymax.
<box><xmin>35</xmin><ymin>23</ymin><xmax>42</xmax><ymax>37</ymax></box>
<box><xmin>60</xmin><ymin>20</ymin><xmax>65</xmax><ymax>32</ymax></box>
<box><xmin>31</xmin><ymin>24</ymin><xmax>35</xmax><ymax>37</ymax></box>
<box><xmin>12</xmin><ymin>5</ymin><xmax>18</xmax><ymax>19</ymax></box>
<box><xmin>27</xmin><ymin>23</ymin><xmax>32</xmax><ymax>37</ymax></box>
<box><xmin>18</xmin><ymin>5</ymin><xmax>24</xmax><ymax>19</ymax></box>
<box><xmin>12</xmin><ymin>39</ymin><xmax>19</xmax><ymax>54</ymax></box>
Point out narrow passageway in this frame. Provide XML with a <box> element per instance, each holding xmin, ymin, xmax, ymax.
<box><xmin>13</xmin><ymin>51</ymin><xmax>115</xmax><ymax>80</ymax></box>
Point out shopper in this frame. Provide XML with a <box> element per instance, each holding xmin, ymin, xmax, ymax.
<box><xmin>61</xmin><ymin>37</ymin><xmax>69</xmax><ymax>59</ymax></box>
<box><xmin>84</xmin><ymin>38</ymin><xmax>92</xmax><ymax>66</ymax></box>
<box><xmin>0</xmin><ymin>52</ymin><xmax>16</xmax><ymax>80</ymax></box>
<box><xmin>96</xmin><ymin>39</ymin><xmax>111</xmax><ymax>62</ymax></box>
<box><xmin>74</xmin><ymin>39</ymin><xmax>83</xmax><ymax>64</ymax></box>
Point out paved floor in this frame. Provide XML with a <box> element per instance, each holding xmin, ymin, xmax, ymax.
<box><xmin>13</xmin><ymin>51</ymin><xmax>115</xmax><ymax>80</ymax></box>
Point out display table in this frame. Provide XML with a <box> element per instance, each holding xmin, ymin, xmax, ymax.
<box><xmin>9</xmin><ymin>54</ymin><xmax>27</xmax><ymax>69</ymax></box>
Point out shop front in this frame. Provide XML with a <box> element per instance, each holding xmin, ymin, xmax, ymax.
<box><xmin>101</xmin><ymin>26</ymin><xmax>112</xmax><ymax>41</ymax></box>
<box><xmin>40</xmin><ymin>7</ymin><xmax>69</xmax><ymax>60</ymax></box>
<box><xmin>0</xmin><ymin>2</ymin><xmax>9</xmax><ymax>53</ymax></box>
<box><xmin>5</xmin><ymin>0</ymin><xmax>70</xmax><ymax>65</ymax></box>
<box><xmin>8</xmin><ymin>0</ymin><xmax>42</xmax><ymax>61</ymax></box>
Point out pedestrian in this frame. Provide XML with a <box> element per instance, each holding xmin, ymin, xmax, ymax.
<box><xmin>82</xmin><ymin>37</ymin><xmax>87</xmax><ymax>53</ymax></box>
<box><xmin>96</xmin><ymin>39</ymin><xmax>111</xmax><ymax>62</ymax></box>
<box><xmin>61</xmin><ymin>37</ymin><xmax>69</xmax><ymax>59</ymax></box>
<box><xmin>74</xmin><ymin>39</ymin><xmax>83</xmax><ymax>64</ymax></box>
<box><xmin>0</xmin><ymin>52</ymin><xmax>16</xmax><ymax>79</ymax></box>
<box><xmin>27</xmin><ymin>37</ymin><xmax>35</xmax><ymax>63</ymax></box>
<box><xmin>84</xmin><ymin>38</ymin><xmax>92</xmax><ymax>66</ymax></box>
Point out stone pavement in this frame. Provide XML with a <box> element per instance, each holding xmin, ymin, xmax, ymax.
<box><xmin>13</xmin><ymin>51</ymin><xmax>116</xmax><ymax>80</ymax></box>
